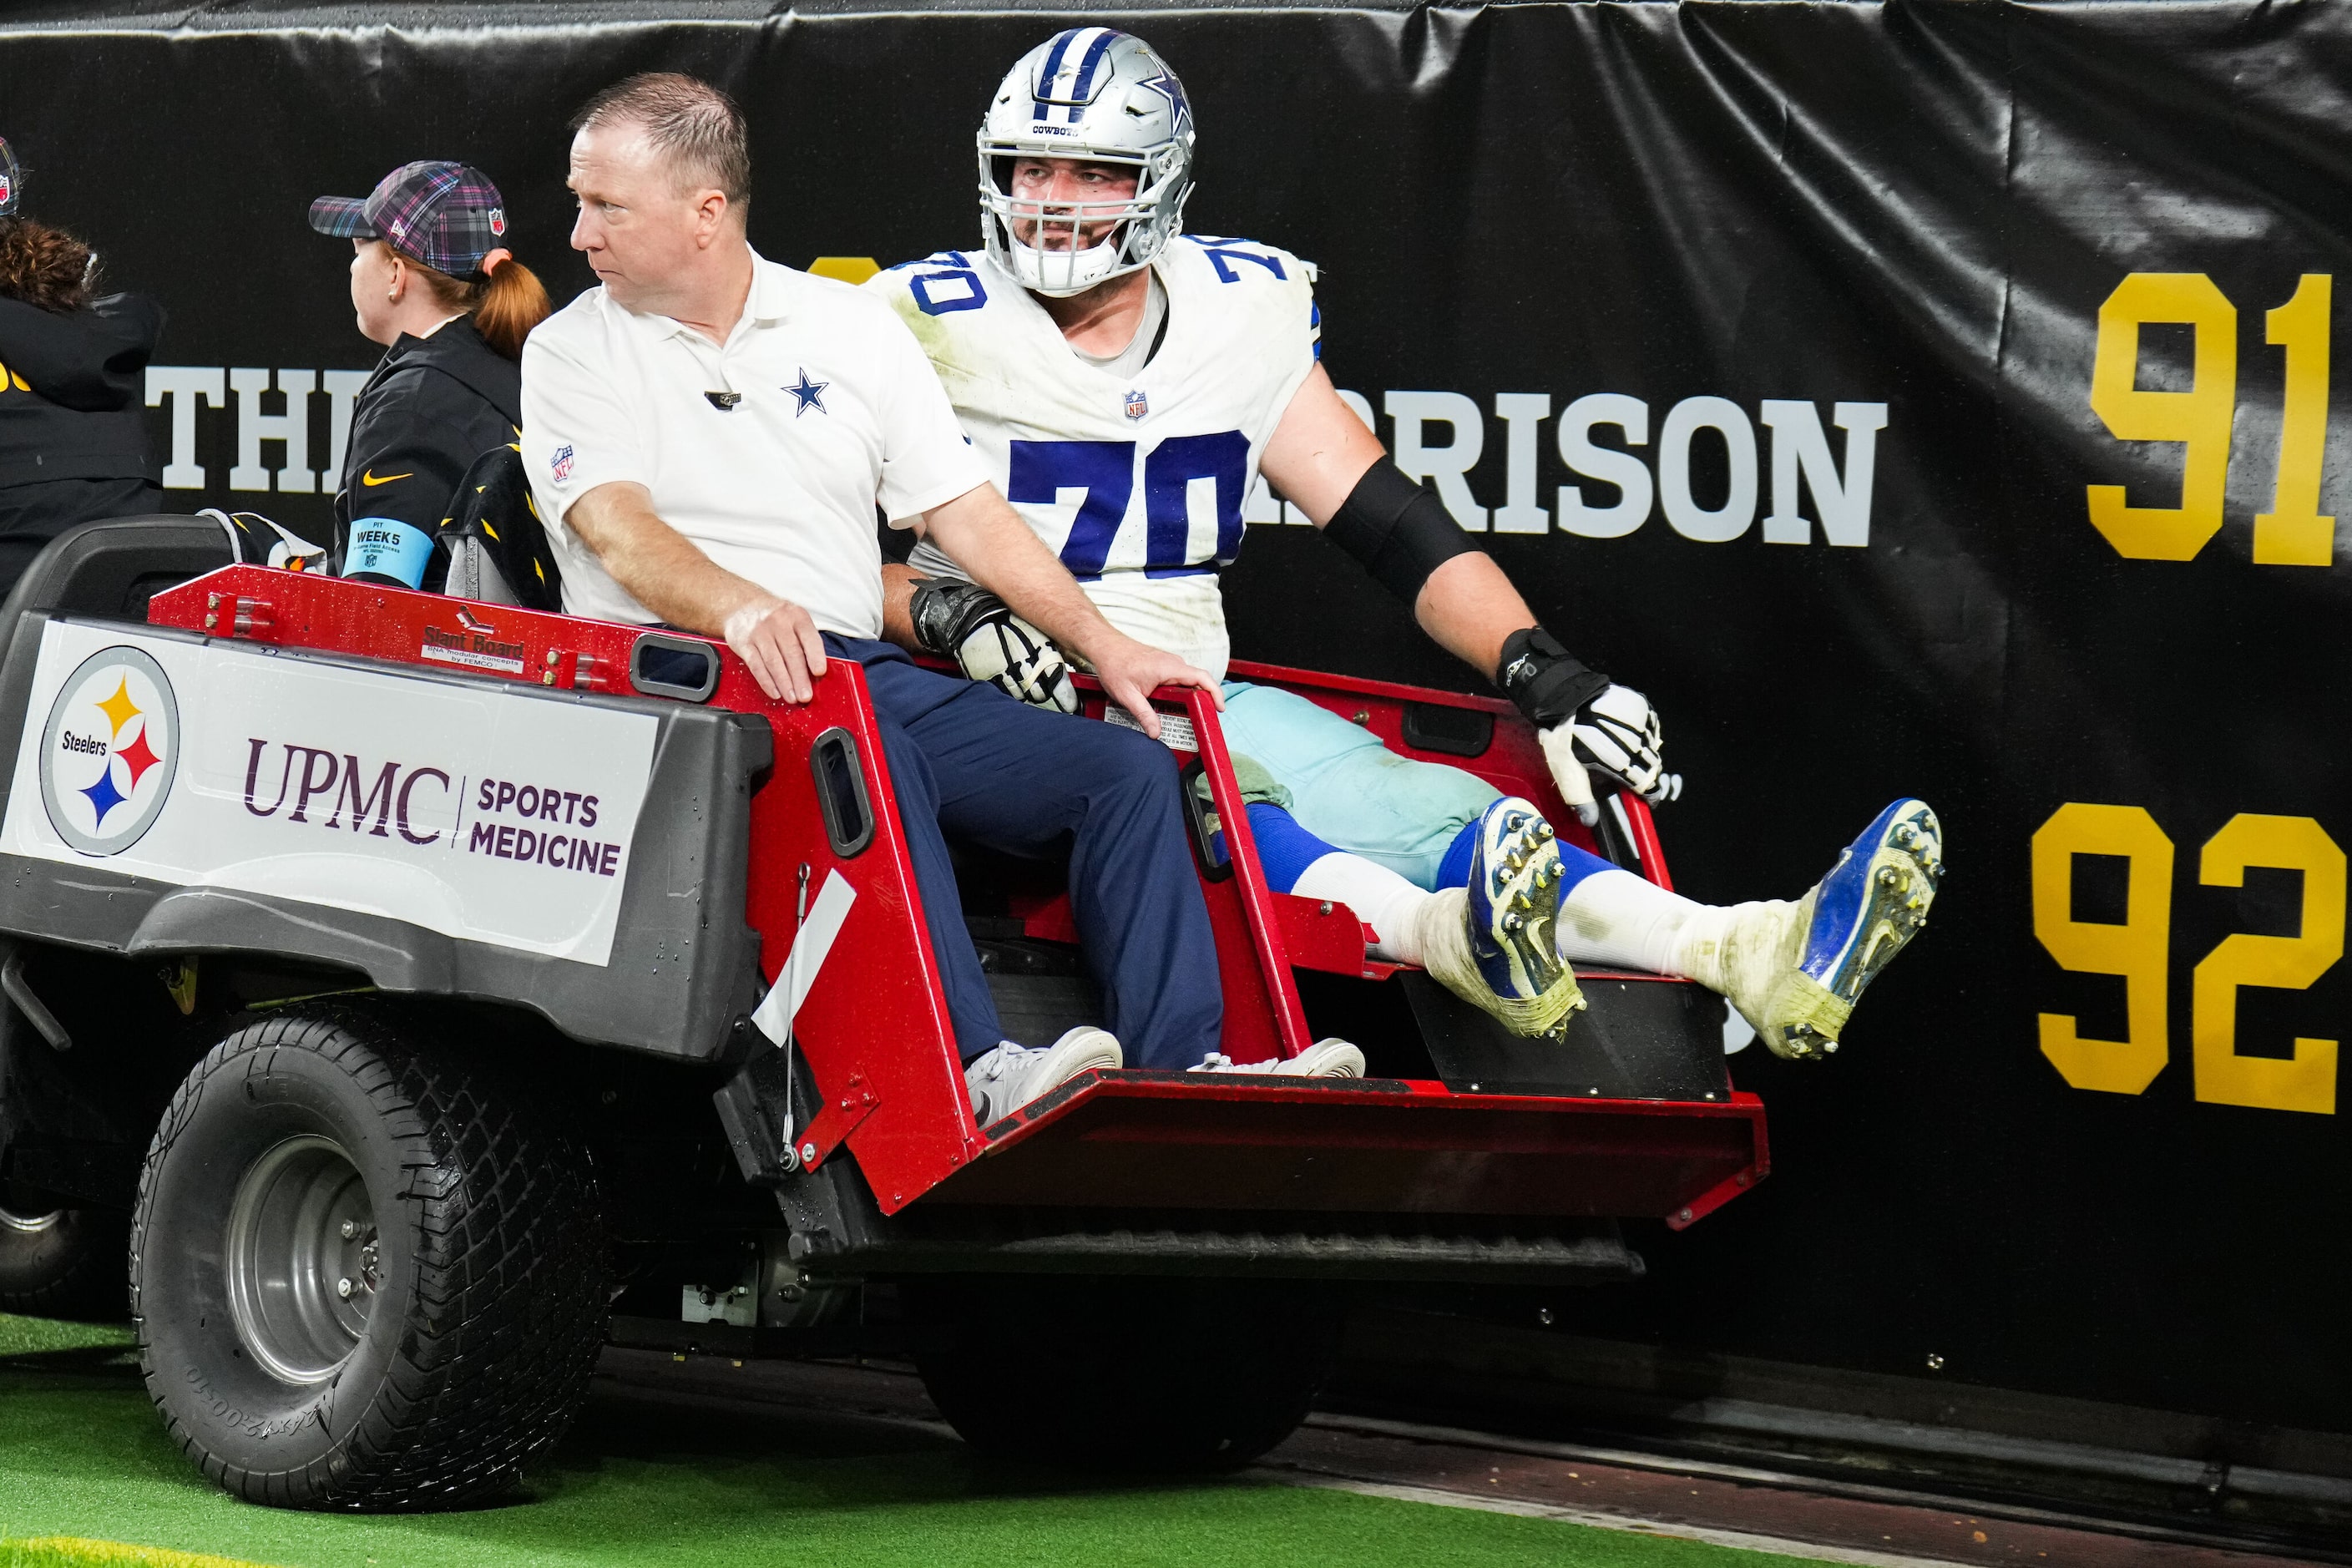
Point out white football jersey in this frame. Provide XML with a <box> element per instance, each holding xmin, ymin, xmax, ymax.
<box><xmin>867</xmin><ymin>235</ymin><xmax>1319</xmax><ymax>680</ymax></box>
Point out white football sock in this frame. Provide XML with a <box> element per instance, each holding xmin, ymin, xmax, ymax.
<box><xmin>1289</xmin><ymin>851</ymin><xmax>1434</xmax><ymax>965</ymax></box>
<box><xmin>1552</xmin><ymin>867</ymin><xmax>1710</xmax><ymax>975</ymax></box>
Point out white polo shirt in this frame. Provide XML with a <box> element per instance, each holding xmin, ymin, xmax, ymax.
<box><xmin>520</xmin><ymin>250</ymin><xmax>989</xmax><ymax>638</ymax></box>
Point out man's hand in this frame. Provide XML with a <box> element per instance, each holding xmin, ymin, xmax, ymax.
<box><xmin>1538</xmin><ymin>684</ymin><xmax>1677</xmax><ymax>825</ymax></box>
<box><xmin>1085</xmin><ymin>631</ymin><xmax>1220</xmax><ymax>739</ymax></box>
<box><xmin>909</xmin><ymin>577</ymin><xmax>1078</xmax><ymax>713</ymax></box>
<box><xmin>721</xmin><ymin>594</ymin><xmax>828</xmax><ymax>703</ymax></box>
<box><xmin>567</xmin><ymin>482</ymin><xmax>834</xmax><ymax>703</ymax></box>
<box><xmin>918</xmin><ymin>483</ymin><xmax>1221</xmax><ymax>735</ymax></box>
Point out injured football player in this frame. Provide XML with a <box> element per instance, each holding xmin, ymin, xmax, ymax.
<box><xmin>870</xmin><ymin>28</ymin><xmax>1944</xmax><ymax>1061</ymax></box>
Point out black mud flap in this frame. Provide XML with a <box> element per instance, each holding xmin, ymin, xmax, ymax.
<box><xmin>1401</xmin><ymin>972</ymin><xmax>1732</xmax><ymax>1101</ymax></box>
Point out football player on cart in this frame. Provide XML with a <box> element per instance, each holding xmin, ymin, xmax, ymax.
<box><xmin>871</xmin><ymin>28</ymin><xmax>1942</xmax><ymax>1063</ymax></box>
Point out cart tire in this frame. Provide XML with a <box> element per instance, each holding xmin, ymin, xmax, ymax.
<box><xmin>908</xmin><ymin>1275</ymin><xmax>1338</xmax><ymax>1471</ymax></box>
<box><xmin>0</xmin><ymin>1201</ymin><xmax>126</xmax><ymax>1318</ymax></box>
<box><xmin>129</xmin><ymin>1007</ymin><xmax>607</xmax><ymax>1510</ymax></box>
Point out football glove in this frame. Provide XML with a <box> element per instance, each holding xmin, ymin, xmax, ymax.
<box><xmin>909</xmin><ymin>578</ymin><xmax>1079</xmax><ymax>716</ymax></box>
<box><xmin>1538</xmin><ymin>684</ymin><xmax>1677</xmax><ymax>825</ymax></box>
<box><xmin>1498</xmin><ymin>627</ymin><xmax>1677</xmax><ymax>823</ymax></box>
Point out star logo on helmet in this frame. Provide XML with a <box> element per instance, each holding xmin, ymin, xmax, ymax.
<box><xmin>1134</xmin><ymin>68</ymin><xmax>1189</xmax><ymax>128</ymax></box>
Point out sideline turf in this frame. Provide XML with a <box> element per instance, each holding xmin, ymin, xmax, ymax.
<box><xmin>3</xmin><ymin>1540</ymin><xmax>268</xmax><ymax>1568</ymax></box>
<box><xmin>0</xmin><ymin>1315</ymin><xmax>1829</xmax><ymax>1568</ymax></box>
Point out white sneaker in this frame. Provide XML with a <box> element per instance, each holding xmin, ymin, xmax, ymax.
<box><xmin>1189</xmin><ymin>1039</ymin><xmax>1366</xmax><ymax>1079</ymax></box>
<box><xmin>964</xmin><ymin>1026</ymin><xmax>1122</xmax><ymax>1125</ymax></box>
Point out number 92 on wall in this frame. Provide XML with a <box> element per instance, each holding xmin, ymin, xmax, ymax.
<box><xmin>2033</xmin><ymin>802</ymin><xmax>2342</xmax><ymax>1115</ymax></box>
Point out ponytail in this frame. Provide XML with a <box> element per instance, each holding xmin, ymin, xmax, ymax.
<box><xmin>471</xmin><ymin>253</ymin><xmax>551</xmax><ymax>360</ymax></box>
<box><xmin>407</xmin><ymin>248</ymin><xmax>553</xmax><ymax>361</ymax></box>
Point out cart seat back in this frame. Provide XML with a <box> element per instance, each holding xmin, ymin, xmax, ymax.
<box><xmin>1</xmin><ymin>514</ymin><xmax>232</xmax><ymax>626</ymax></box>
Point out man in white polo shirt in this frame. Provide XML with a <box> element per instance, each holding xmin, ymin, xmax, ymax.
<box><xmin>523</xmin><ymin>73</ymin><xmax>1262</xmax><ymax>1122</ymax></box>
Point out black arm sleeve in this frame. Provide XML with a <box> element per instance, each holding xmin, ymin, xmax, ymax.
<box><xmin>1323</xmin><ymin>458</ymin><xmax>1479</xmax><ymax>608</ymax></box>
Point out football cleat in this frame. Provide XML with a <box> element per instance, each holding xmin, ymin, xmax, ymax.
<box><xmin>1412</xmin><ymin>797</ymin><xmax>1586</xmax><ymax>1040</ymax></box>
<box><xmin>964</xmin><ymin>1026</ymin><xmax>1122</xmax><ymax>1125</ymax></box>
<box><xmin>1189</xmin><ymin>1039</ymin><xmax>1366</xmax><ymax>1079</ymax></box>
<box><xmin>1709</xmin><ymin>799</ymin><xmax>1944</xmax><ymax>1062</ymax></box>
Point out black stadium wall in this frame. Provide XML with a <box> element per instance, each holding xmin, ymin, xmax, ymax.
<box><xmin>4</xmin><ymin>0</ymin><xmax>2349</xmax><ymax>1439</ymax></box>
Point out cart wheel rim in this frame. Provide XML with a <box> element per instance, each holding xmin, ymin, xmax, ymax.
<box><xmin>0</xmin><ymin>1203</ymin><xmax>60</xmax><ymax>1235</ymax></box>
<box><xmin>223</xmin><ymin>1134</ymin><xmax>379</xmax><ymax>1385</ymax></box>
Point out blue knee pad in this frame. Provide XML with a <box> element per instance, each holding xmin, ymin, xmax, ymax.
<box><xmin>1436</xmin><ymin>817</ymin><xmax>1617</xmax><ymax>893</ymax></box>
<box><xmin>1211</xmin><ymin>803</ymin><xmax>1342</xmax><ymax>893</ymax></box>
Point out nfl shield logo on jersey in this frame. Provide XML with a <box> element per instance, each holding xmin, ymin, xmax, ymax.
<box><xmin>1124</xmin><ymin>390</ymin><xmax>1148</xmax><ymax>421</ymax></box>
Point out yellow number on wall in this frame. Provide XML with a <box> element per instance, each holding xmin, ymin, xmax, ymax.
<box><xmin>2193</xmin><ymin>814</ymin><xmax>2343</xmax><ymax>1114</ymax></box>
<box><xmin>2086</xmin><ymin>273</ymin><xmax>2238</xmax><ymax>561</ymax></box>
<box><xmin>2033</xmin><ymin>803</ymin><xmax>2173</xmax><ymax>1094</ymax></box>
<box><xmin>2253</xmin><ymin>274</ymin><xmax>2334</xmax><ymax>566</ymax></box>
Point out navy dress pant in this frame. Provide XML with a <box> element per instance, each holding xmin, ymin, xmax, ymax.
<box><xmin>828</xmin><ymin>635</ymin><xmax>1222</xmax><ymax>1070</ymax></box>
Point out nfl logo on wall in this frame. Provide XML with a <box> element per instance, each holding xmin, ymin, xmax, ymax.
<box><xmin>39</xmin><ymin>645</ymin><xmax>180</xmax><ymax>857</ymax></box>
<box><xmin>1124</xmin><ymin>390</ymin><xmax>1147</xmax><ymax>421</ymax></box>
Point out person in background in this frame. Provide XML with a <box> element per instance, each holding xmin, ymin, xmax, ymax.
<box><xmin>309</xmin><ymin>160</ymin><xmax>550</xmax><ymax>587</ymax></box>
<box><xmin>0</xmin><ymin>135</ymin><xmax>166</xmax><ymax>594</ymax></box>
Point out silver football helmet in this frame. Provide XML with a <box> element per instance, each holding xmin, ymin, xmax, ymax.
<box><xmin>977</xmin><ymin>28</ymin><xmax>1196</xmax><ymax>296</ymax></box>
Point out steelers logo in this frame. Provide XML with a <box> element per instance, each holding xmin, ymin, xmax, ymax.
<box><xmin>39</xmin><ymin>646</ymin><xmax>180</xmax><ymax>857</ymax></box>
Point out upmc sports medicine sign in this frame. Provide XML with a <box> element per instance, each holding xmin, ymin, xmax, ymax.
<box><xmin>0</xmin><ymin>621</ymin><xmax>658</xmax><ymax>966</ymax></box>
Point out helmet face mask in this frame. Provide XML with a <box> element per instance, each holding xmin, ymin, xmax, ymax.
<box><xmin>977</xmin><ymin>28</ymin><xmax>1195</xmax><ymax>297</ymax></box>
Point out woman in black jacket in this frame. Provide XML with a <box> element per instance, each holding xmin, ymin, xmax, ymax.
<box><xmin>0</xmin><ymin>138</ymin><xmax>164</xmax><ymax>594</ymax></box>
<box><xmin>309</xmin><ymin>160</ymin><xmax>549</xmax><ymax>587</ymax></box>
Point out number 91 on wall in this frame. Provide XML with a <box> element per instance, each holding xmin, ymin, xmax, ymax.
<box><xmin>2033</xmin><ymin>803</ymin><xmax>2342</xmax><ymax>1115</ymax></box>
<box><xmin>2088</xmin><ymin>272</ymin><xmax>2332</xmax><ymax>564</ymax></box>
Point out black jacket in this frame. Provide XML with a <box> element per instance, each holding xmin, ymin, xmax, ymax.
<box><xmin>0</xmin><ymin>291</ymin><xmax>162</xmax><ymax>489</ymax></box>
<box><xmin>335</xmin><ymin>316</ymin><xmax>521</xmax><ymax>557</ymax></box>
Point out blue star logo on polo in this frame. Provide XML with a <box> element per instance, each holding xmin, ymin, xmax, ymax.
<box><xmin>786</xmin><ymin>369</ymin><xmax>830</xmax><ymax>417</ymax></box>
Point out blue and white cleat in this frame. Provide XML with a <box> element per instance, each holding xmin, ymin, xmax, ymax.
<box><xmin>1413</xmin><ymin>796</ymin><xmax>1586</xmax><ymax>1040</ymax></box>
<box><xmin>1728</xmin><ymin>798</ymin><xmax>1944</xmax><ymax>1061</ymax></box>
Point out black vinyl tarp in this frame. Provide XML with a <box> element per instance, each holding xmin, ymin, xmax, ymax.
<box><xmin>2</xmin><ymin>0</ymin><xmax>2346</xmax><ymax>1436</ymax></box>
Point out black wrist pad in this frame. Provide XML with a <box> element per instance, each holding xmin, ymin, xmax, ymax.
<box><xmin>1497</xmin><ymin>626</ymin><xmax>1610</xmax><ymax>729</ymax></box>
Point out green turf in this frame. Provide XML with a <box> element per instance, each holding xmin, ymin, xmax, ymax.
<box><xmin>0</xmin><ymin>1313</ymin><xmax>1829</xmax><ymax>1568</ymax></box>
<box><xmin>3</xmin><ymin>1539</ymin><xmax>268</xmax><ymax>1567</ymax></box>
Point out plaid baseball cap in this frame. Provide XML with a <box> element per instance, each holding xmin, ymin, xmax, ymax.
<box><xmin>308</xmin><ymin>161</ymin><xmax>508</xmax><ymax>276</ymax></box>
<box><xmin>0</xmin><ymin>138</ymin><xmax>22</xmax><ymax>219</ymax></box>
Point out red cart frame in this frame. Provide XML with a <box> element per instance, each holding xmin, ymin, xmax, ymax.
<box><xmin>149</xmin><ymin>567</ymin><xmax>1767</xmax><ymax>1233</ymax></box>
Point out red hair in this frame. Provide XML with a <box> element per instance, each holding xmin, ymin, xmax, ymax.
<box><xmin>410</xmin><ymin>250</ymin><xmax>552</xmax><ymax>361</ymax></box>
